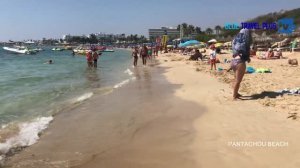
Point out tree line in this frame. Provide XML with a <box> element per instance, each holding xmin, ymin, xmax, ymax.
<box><xmin>65</xmin><ymin>34</ymin><xmax>148</xmax><ymax>44</ymax></box>
<box><xmin>177</xmin><ymin>23</ymin><xmax>240</xmax><ymax>42</ymax></box>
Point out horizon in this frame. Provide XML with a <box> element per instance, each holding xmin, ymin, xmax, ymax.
<box><xmin>1</xmin><ymin>0</ymin><xmax>300</xmax><ymax>41</ymax></box>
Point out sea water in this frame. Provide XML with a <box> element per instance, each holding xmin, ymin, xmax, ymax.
<box><xmin>0</xmin><ymin>47</ymin><xmax>133</xmax><ymax>155</ymax></box>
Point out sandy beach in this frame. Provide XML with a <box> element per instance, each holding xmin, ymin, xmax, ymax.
<box><xmin>4</xmin><ymin>52</ymin><xmax>300</xmax><ymax>168</ymax></box>
<box><xmin>158</xmin><ymin>51</ymin><xmax>300</xmax><ymax>168</ymax></box>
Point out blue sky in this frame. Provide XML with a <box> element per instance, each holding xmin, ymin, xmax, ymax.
<box><xmin>0</xmin><ymin>0</ymin><xmax>299</xmax><ymax>41</ymax></box>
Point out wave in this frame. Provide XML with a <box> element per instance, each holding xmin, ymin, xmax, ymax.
<box><xmin>124</xmin><ymin>68</ymin><xmax>133</xmax><ymax>76</ymax></box>
<box><xmin>73</xmin><ymin>92</ymin><xmax>94</xmax><ymax>103</ymax></box>
<box><xmin>113</xmin><ymin>79</ymin><xmax>130</xmax><ymax>89</ymax></box>
<box><xmin>0</xmin><ymin>116</ymin><xmax>53</xmax><ymax>158</ymax></box>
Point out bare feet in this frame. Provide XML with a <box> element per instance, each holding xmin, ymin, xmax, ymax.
<box><xmin>232</xmin><ymin>97</ymin><xmax>242</xmax><ymax>101</ymax></box>
<box><xmin>233</xmin><ymin>93</ymin><xmax>242</xmax><ymax>101</ymax></box>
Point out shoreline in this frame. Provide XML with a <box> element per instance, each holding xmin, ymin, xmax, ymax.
<box><xmin>0</xmin><ymin>48</ymin><xmax>135</xmax><ymax>163</ymax></box>
<box><xmin>4</xmin><ymin>52</ymin><xmax>300</xmax><ymax>168</ymax></box>
<box><xmin>4</xmin><ymin>59</ymin><xmax>204</xmax><ymax>167</ymax></box>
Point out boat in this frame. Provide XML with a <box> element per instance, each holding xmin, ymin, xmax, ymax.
<box><xmin>73</xmin><ymin>46</ymin><xmax>90</xmax><ymax>55</ymax></box>
<box><xmin>52</xmin><ymin>48</ymin><xmax>64</xmax><ymax>51</ymax></box>
<box><xmin>3</xmin><ymin>46</ymin><xmax>36</xmax><ymax>54</ymax></box>
<box><xmin>73</xmin><ymin>48</ymin><xmax>89</xmax><ymax>55</ymax></box>
<box><xmin>101</xmin><ymin>49</ymin><xmax>115</xmax><ymax>52</ymax></box>
<box><xmin>32</xmin><ymin>48</ymin><xmax>43</xmax><ymax>52</ymax></box>
<box><xmin>64</xmin><ymin>46</ymin><xmax>73</xmax><ymax>50</ymax></box>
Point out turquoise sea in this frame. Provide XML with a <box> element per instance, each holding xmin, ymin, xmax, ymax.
<box><xmin>0</xmin><ymin>47</ymin><xmax>133</xmax><ymax>155</ymax></box>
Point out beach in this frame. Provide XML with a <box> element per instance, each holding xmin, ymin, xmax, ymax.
<box><xmin>158</xmin><ymin>51</ymin><xmax>300</xmax><ymax>167</ymax></box>
<box><xmin>4</xmin><ymin>51</ymin><xmax>300</xmax><ymax>168</ymax></box>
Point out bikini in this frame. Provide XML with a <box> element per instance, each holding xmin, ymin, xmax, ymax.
<box><xmin>230</xmin><ymin>56</ymin><xmax>245</xmax><ymax>71</ymax></box>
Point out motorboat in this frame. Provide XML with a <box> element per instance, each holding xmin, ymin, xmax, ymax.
<box><xmin>3</xmin><ymin>46</ymin><xmax>36</xmax><ymax>54</ymax></box>
<box><xmin>101</xmin><ymin>49</ymin><xmax>115</xmax><ymax>52</ymax></box>
<box><xmin>52</xmin><ymin>48</ymin><xmax>64</xmax><ymax>51</ymax></box>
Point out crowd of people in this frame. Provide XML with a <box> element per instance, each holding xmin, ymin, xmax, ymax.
<box><xmin>81</xmin><ymin>29</ymin><xmax>296</xmax><ymax>101</ymax></box>
<box><xmin>131</xmin><ymin>45</ymin><xmax>160</xmax><ymax>67</ymax></box>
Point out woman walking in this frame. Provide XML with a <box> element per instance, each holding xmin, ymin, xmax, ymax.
<box><xmin>132</xmin><ymin>47</ymin><xmax>139</xmax><ymax>67</ymax></box>
<box><xmin>141</xmin><ymin>45</ymin><xmax>148</xmax><ymax>66</ymax></box>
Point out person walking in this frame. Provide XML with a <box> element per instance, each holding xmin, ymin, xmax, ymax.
<box><xmin>141</xmin><ymin>45</ymin><xmax>148</xmax><ymax>66</ymax></box>
<box><xmin>132</xmin><ymin>47</ymin><xmax>139</xmax><ymax>67</ymax></box>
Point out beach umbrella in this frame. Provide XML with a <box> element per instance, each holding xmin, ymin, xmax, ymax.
<box><xmin>208</xmin><ymin>39</ymin><xmax>217</xmax><ymax>43</ymax></box>
<box><xmin>178</xmin><ymin>40</ymin><xmax>200</xmax><ymax>47</ymax></box>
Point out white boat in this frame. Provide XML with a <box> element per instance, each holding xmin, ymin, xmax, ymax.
<box><xmin>102</xmin><ymin>49</ymin><xmax>114</xmax><ymax>52</ymax></box>
<box><xmin>52</xmin><ymin>48</ymin><xmax>64</xmax><ymax>51</ymax></box>
<box><xmin>3</xmin><ymin>46</ymin><xmax>36</xmax><ymax>54</ymax></box>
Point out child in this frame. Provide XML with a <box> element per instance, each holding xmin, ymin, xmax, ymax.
<box><xmin>210</xmin><ymin>47</ymin><xmax>217</xmax><ymax>70</ymax></box>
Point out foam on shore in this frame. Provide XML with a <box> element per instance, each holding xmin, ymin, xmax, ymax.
<box><xmin>114</xmin><ymin>79</ymin><xmax>130</xmax><ymax>89</ymax></box>
<box><xmin>0</xmin><ymin>116</ymin><xmax>53</xmax><ymax>159</ymax></box>
<box><xmin>74</xmin><ymin>92</ymin><xmax>94</xmax><ymax>103</ymax></box>
<box><xmin>124</xmin><ymin>68</ymin><xmax>134</xmax><ymax>76</ymax></box>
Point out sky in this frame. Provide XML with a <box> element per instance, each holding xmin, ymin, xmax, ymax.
<box><xmin>0</xmin><ymin>0</ymin><xmax>300</xmax><ymax>41</ymax></box>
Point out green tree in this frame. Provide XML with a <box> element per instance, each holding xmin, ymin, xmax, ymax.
<box><xmin>205</xmin><ymin>28</ymin><xmax>213</xmax><ymax>35</ymax></box>
<box><xmin>187</xmin><ymin>25</ymin><xmax>195</xmax><ymax>34</ymax></box>
<box><xmin>181</xmin><ymin>23</ymin><xmax>188</xmax><ymax>36</ymax></box>
<box><xmin>89</xmin><ymin>34</ymin><xmax>98</xmax><ymax>44</ymax></box>
<box><xmin>195</xmin><ymin>27</ymin><xmax>202</xmax><ymax>34</ymax></box>
<box><xmin>215</xmin><ymin>25</ymin><xmax>222</xmax><ymax>36</ymax></box>
<box><xmin>195</xmin><ymin>34</ymin><xmax>215</xmax><ymax>42</ymax></box>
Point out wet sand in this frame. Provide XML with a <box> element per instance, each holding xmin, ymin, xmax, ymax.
<box><xmin>5</xmin><ymin>61</ymin><xmax>203</xmax><ymax>168</ymax></box>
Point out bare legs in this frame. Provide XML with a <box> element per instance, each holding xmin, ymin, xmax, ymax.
<box><xmin>210</xmin><ymin>62</ymin><xmax>216</xmax><ymax>70</ymax></box>
<box><xmin>142</xmin><ymin>56</ymin><xmax>147</xmax><ymax>65</ymax></box>
<box><xmin>233</xmin><ymin>63</ymin><xmax>246</xmax><ymax>100</ymax></box>
<box><xmin>133</xmin><ymin>57</ymin><xmax>138</xmax><ymax>67</ymax></box>
<box><xmin>87</xmin><ymin>62</ymin><xmax>93</xmax><ymax>68</ymax></box>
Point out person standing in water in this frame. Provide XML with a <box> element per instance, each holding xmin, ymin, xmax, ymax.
<box><xmin>132</xmin><ymin>47</ymin><xmax>139</xmax><ymax>67</ymax></box>
<box><xmin>141</xmin><ymin>45</ymin><xmax>148</xmax><ymax>66</ymax></box>
<box><xmin>148</xmin><ymin>47</ymin><xmax>153</xmax><ymax>60</ymax></box>
<box><xmin>86</xmin><ymin>50</ymin><xmax>93</xmax><ymax>68</ymax></box>
<box><xmin>92</xmin><ymin>50</ymin><xmax>99</xmax><ymax>68</ymax></box>
<box><xmin>229</xmin><ymin>29</ymin><xmax>252</xmax><ymax>100</ymax></box>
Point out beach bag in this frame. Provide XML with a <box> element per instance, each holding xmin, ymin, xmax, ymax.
<box><xmin>232</xmin><ymin>30</ymin><xmax>248</xmax><ymax>56</ymax></box>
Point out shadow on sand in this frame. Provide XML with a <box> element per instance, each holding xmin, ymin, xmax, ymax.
<box><xmin>239</xmin><ymin>91</ymin><xmax>283</xmax><ymax>100</ymax></box>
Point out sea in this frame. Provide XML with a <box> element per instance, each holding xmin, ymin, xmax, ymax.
<box><xmin>0</xmin><ymin>47</ymin><xmax>134</xmax><ymax>157</ymax></box>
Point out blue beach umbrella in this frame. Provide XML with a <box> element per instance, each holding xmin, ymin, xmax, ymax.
<box><xmin>178</xmin><ymin>40</ymin><xmax>200</xmax><ymax>48</ymax></box>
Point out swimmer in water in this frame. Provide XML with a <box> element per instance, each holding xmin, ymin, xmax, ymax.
<box><xmin>44</xmin><ymin>60</ymin><xmax>53</xmax><ymax>64</ymax></box>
